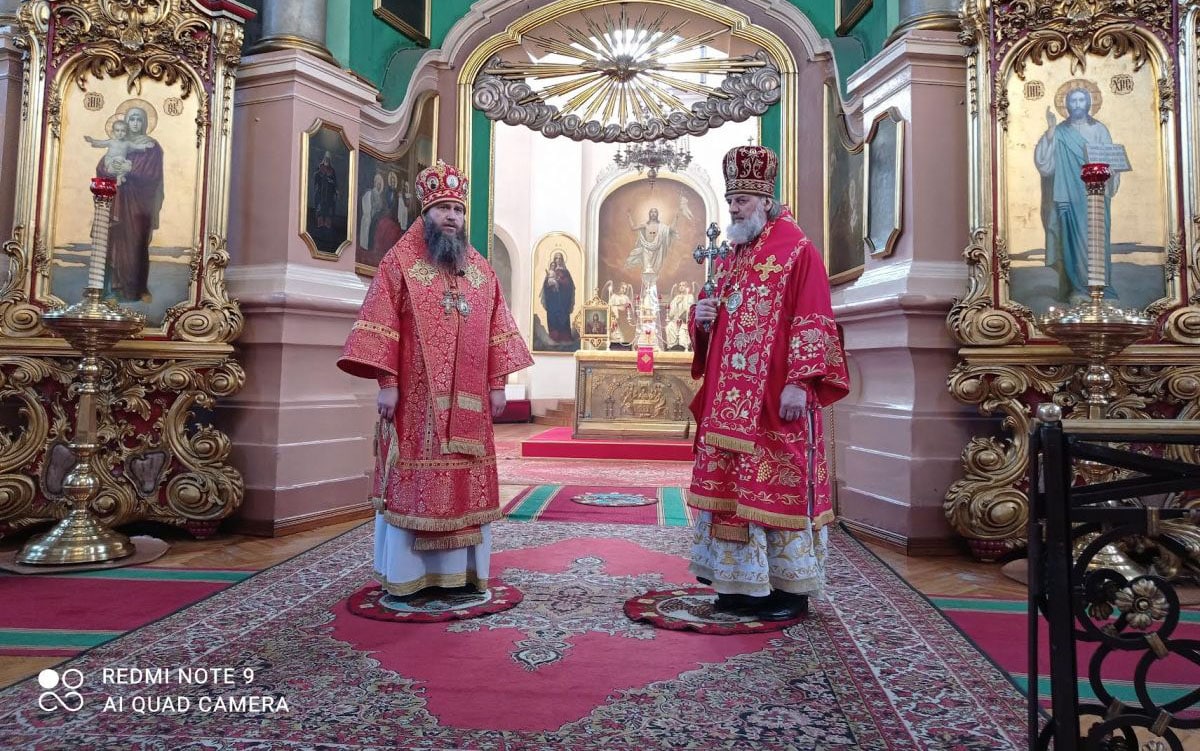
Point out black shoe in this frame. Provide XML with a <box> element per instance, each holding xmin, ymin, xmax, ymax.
<box><xmin>696</xmin><ymin>576</ymin><xmax>712</xmax><ymax>586</ymax></box>
<box><xmin>755</xmin><ymin>592</ymin><xmax>808</xmax><ymax>621</ymax></box>
<box><xmin>713</xmin><ymin>593</ymin><xmax>765</xmax><ymax>616</ymax></box>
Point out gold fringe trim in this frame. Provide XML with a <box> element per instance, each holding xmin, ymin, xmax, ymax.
<box><xmin>371</xmin><ymin>496</ymin><xmax>387</xmax><ymax>511</ymax></box>
<box><xmin>374</xmin><ymin>570</ymin><xmax>488</xmax><ymax>597</ymax></box>
<box><xmin>443</xmin><ymin>438</ymin><xmax>486</xmax><ymax>457</ymax></box>
<box><xmin>490</xmin><ymin>330</ymin><xmax>520</xmax><ymax>345</ymax></box>
<box><xmin>380</xmin><ymin>507</ymin><xmax>503</xmax><ymax>531</ymax></box>
<box><xmin>392</xmin><ymin>456</ymin><xmax>496</xmax><ymax>470</ymax></box>
<box><xmin>412</xmin><ymin>530</ymin><xmax>484</xmax><ymax>551</ymax></box>
<box><xmin>703</xmin><ymin>431</ymin><xmax>756</xmax><ymax>454</ymax></box>
<box><xmin>712</xmin><ymin>523</ymin><xmax>750</xmax><ymax>542</ymax></box>
<box><xmin>686</xmin><ymin>490</ymin><xmax>737</xmax><ymax>513</ymax></box>
<box><xmin>456</xmin><ymin>392</ymin><xmax>483</xmax><ymax>412</ymax></box>
<box><xmin>726</xmin><ymin>505</ymin><xmax>837</xmax><ymax>532</ymax></box>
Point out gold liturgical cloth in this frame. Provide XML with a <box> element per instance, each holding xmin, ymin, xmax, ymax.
<box><xmin>573</xmin><ymin>351</ymin><xmax>699</xmax><ymax>439</ymax></box>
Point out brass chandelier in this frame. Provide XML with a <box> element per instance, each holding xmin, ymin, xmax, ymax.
<box><xmin>613</xmin><ymin>134</ymin><xmax>692</xmax><ymax>184</ymax></box>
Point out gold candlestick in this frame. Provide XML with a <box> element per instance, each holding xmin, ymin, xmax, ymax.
<box><xmin>1038</xmin><ymin>163</ymin><xmax>1154</xmax><ymax>420</ymax></box>
<box><xmin>1036</xmin><ymin>163</ymin><xmax>1156</xmax><ymax>577</ymax></box>
<box><xmin>17</xmin><ymin>178</ymin><xmax>146</xmax><ymax>565</ymax></box>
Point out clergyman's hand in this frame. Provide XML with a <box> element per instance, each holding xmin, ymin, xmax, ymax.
<box><xmin>377</xmin><ymin>387</ymin><xmax>398</xmax><ymax>421</ymax></box>
<box><xmin>490</xmin><ymin>389</ymin><xmax>507</xmax><ymax>418</ymax></box>
<box><xmin>779</xmin><ymin>384</ymin><xmax>808</xmax><ymax>423</ymax></box>
<box><xmin>693</xmin><ymin>298</ymin><xmax>719</xmax><ymax>325</ymax></box>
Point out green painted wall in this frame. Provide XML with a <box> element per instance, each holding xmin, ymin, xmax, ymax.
<box><xmin>331</xmin><ymin>0</ymin><xmax>898</xmax><ymax>247</ymax></box>
<box><xmin>334</xmin><ymin>1</ymin><xmax>898</xmax><ymax>106</ymax></box>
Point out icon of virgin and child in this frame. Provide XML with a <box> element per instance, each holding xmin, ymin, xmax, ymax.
<box><xmin>82</xmin><ymin>102</ymin><xmax>165</xmax><ymax>303</ymax></box>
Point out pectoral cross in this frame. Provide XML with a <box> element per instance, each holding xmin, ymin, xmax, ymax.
<box><xmin>753</xmin><ymin>255</ymin><xmax>783</xmax><ymax>281</ymax></box>
<box><xmin>441</xmin><ymin>289</ymin><xmax>469</xmax><ymax>317</ymax></box>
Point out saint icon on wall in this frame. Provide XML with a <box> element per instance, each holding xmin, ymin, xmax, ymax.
<box><xmin>530</xmin><ymin>233</ymin><xmax>584</xmax><ymax>353</ymax></box>
<box><xmin>1034</xmin><ymin>81</ymin><xmax>1121</xmax><ymax>302</ymax></box>
<box><xmin>88</xmin><ymin>102</ymin><xmax>164</xmax><ymax>303</ymax></box>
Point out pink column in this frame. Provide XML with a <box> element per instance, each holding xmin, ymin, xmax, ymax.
<box><xmin>219</xmin><ymin>49</ymin><xmax>378</xmax><ymax>535</ymax></box>
<box><xmin>831</xmin><ymin>32</ymin><xmax>984</xmax><ymax>554</ymax></box>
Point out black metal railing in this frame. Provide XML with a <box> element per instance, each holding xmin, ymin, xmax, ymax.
<box><xmin>1028</xmin><ymin>406</ymin><xmax>1200</xmax><ymax>750</ymax></box>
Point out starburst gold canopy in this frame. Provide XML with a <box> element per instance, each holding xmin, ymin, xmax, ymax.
<box><xmin>472</xmin><ymin>4</ymin><xmax>781</xmax><ymax>143</ymax></box>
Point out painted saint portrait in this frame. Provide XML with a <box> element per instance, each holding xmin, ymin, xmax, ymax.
<box><xmin>355</xmin><ymin>94</ymin><xmax>436</xmax><ymax>275</ymax></box>
<box><xmin>49</xmin><ymin>82</ymin><xmax>200</xmax><ymax>328</ymax></box>
<box><xmin>1004</xmin><ymin>57</ymin><xmax>1168</xmax><ymax>315</ymax></box>
<box><xmin>824</xmin><ymin>83</ymin><xmax>865</xmax><ymax>283</ymax></box>
<box><xmin>531</xmin><ymin>233</ymin><xmax>584</xmax><ymax>353</ymax></box>
<box><xmin>301</xmin><ymin>121</ymin><xmax>354</xmax><ymax>260</ymax></box>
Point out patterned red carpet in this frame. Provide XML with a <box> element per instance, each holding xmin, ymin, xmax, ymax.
<box><xmin>0</xmin><ymin>522</ymin><xmax>1027</xmax><ymax>749</ymax></box>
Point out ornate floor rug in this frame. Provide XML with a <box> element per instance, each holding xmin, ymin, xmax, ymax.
<box><xmin>0</xmin><ymin>565</ymin><xmax>251</xmax><ymax>657</ymax></box>
<box><xmin>935</xmin><ymin>595</ymin><xmax>1200</xmax><ymax>717</ymax></box>
<box><xmin>625</xmin><ymin>586</ymin><xmax>805</xmax><ymax>634</ymax></box>
<box><xmin>497</xmin><ymin>456</ymin><xmax>695</xmax><ymax>487</ymax></box>
<box><xmin>504</xmin><ymin>484</ymin><xmax>694</xmax><ymax>526</ymax></box>
<box><xmin>347</xmin><ymin>582</ymin><xmax>523</xmax><ymax>622</ymax></box>
<box><xmin>0</xmin><ymin>522</ymin><xmax>1027</xmax><ymax>749</ymax></box>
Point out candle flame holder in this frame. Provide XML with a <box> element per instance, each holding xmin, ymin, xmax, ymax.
<box><xmin>1036</xmin><ymin>163</ymin><xmax>1157</xmax><ymax>577</ymax></box>
<box><xmin>17</xmin><ymin>178</ymin><xmax>146</xmax><ymax>565</ymax></box>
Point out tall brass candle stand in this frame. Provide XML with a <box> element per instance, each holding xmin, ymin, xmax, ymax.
<box><xmin>17</xmin><ymin>178</ymin><xmax>146</xmax><ymax>565</ymax></box>
<box><xmin>1037</xmin><ymin>163</ymin><xmax>1156</xmax><ymax>578</ymax></box>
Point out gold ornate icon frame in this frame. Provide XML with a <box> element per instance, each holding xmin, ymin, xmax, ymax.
<box><xmin>945</xmin><ymin>0</ymin><xmax>1200</xmax><ymax>559</ymax></box>
<box><xmin>0</xmin><ymin>0</ymin><xmax>250</xmax><ymax>539</ymax></box>
<box><xmin>299</xmin><ymin>119</ymin><xmax>357</xmax><ymax>261</ymax></box>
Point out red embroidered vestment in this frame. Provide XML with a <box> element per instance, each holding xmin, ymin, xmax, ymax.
<box><xmin>338</xmin><ymin>219</ymin><xmax>533</xmax><ymax>549</ymax></box>
<box><xmin>687</xmin><ymin>208</ymin><xmax>850</xmax><ymax>541</ymax></box>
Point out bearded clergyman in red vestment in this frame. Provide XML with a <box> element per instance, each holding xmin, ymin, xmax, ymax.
<box><xmin>338</xmin><ymin>160</ymin><xmax>533</xmax><ymax>598</ymax></box>
<box><xmin>687</xmin><ymin>145</ymin><xmax>850</xmax><ymax>621</ymax></box>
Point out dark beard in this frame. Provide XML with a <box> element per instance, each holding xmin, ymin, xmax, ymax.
<box><xmin>423</xmin><ymin>220</ymin><xmax>468</xmax><ymax>269</ymax></box>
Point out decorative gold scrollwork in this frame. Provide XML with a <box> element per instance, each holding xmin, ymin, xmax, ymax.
<box><xmin>160</xmin><ymin>235</ymin><xmax>244</xmax><ymax>343</ymax></box>
<box><xmin>993</xmin><ymin>0</ymin><xmax>1173</xmax><ymax>74</ymax></box>
<box><xmin>945</xmin><ymin>362</ymin><xmax>1076</xmax><ymax>546</ymax></box>
<box><xmin>0</xmin><ymin>229</ymin><xmax>46</xmax><ymax>338</ymax></box>
<box><xmin>0</xmin><ymin>355</ymin><xmax>245</xmax><ymax>534</ymax></box>
<box><xmin>948</xmin><ymin>228</ymin><xmax>1023</xmax><ymax>346</ymax></box>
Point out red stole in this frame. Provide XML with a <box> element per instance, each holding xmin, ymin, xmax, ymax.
<box><xmin>696</xmin><ymin>209</ymin><xmax>806</xmax><ymax>454</ymax></box>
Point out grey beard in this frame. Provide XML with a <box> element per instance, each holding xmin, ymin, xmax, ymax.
<box><xmin>424</xmin><ymin>221</ymin><xmax>468</xmax><ymax>269</ymax></box>
<box><xmin>725</xmin><ymin>207</ymin><xmax>767</xmax><ymax>245</ymax></box>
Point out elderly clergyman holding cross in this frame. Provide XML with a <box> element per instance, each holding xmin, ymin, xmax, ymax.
<box><xmin>686</xmin><ymin>145</ymin><xmax>850</xmax><ymax>622</ymax></box>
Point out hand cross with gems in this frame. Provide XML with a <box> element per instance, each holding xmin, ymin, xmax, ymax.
<box><xmin>693</xmin><ymin>222</ymin><xmax>731</xmax><ymax>299</ymax></box>
<box><xmin>692</xmin><ymin>222</ymin><xmax>731</xmax><ymax>331</ymax></box>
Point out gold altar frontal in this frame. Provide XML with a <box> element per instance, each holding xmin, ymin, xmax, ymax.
<box><xmin>573</xmin><ymin>351</ymin><xmax>700</xmax><ymax>439</ymax></box>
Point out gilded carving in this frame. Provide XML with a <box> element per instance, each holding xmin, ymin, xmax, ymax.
<box><xmin>948</xmin><ymin>1</ymin><xmax>1200</xmax><ymax>554</ymax></box>
<box><xmin>159</xmin><ymin>235</ymin><xmax>244</xmax><ymax>343</ymax></box>
<box><xmin>994</xmin><ymin>0</ymin><xmax>1172</xmax><ymax>70</ymax></box>
<box><xmin>574</xmin><ymin>352</ymin><xmax>698</xmax><ymax>438</ymax></box>
<box><xmin>0</xmin><ymin>0</ymin><xmax>249</xmax><ymax>537</ymax></box>
<box><xmin>947</xmin><ymin>228</ymin><xmax>1023</xmax><ymax>346</ymax></box>
<box><xmin>0</xmin><ymin>355</ymin><xmax>245</xmax><ymax>536</ymax></box>
<box><xmin>0</xmin><ymin>229</ymin><xmax>46</xmax><ymax>338</ymax></box>
<box><xmin>474</xmin><ymin>49</ymin><xmax>782</xmax><ymax>144</ymax></box>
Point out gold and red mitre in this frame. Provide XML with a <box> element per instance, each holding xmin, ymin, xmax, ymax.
<box><xmin>415</xmin><ymin>159</ymin><xmax>469</xmax><ymax>210</ymax></box>
<box><xmin>722</xmin><ymin>145</ymin><xmax>778</xmax><ymax>197</ymax></box>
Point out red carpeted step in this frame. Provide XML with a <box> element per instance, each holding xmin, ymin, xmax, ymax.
<box><xmin>520</xmin><ymin>426</ymin><xmax>693</xmax><ymax>461</ymax></box>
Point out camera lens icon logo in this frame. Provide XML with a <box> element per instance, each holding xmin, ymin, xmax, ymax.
<box><xmin>37</xmin><ymin>668</ymin><xmax>84</xmax><ymax>712</ymax></box>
